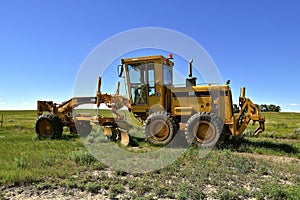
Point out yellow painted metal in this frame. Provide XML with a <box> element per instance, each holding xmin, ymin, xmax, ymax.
<box><xmin>174</xmin><ymin>107</ymin><xmax>193</xmax><ymax>116</ymax></box>
<box><xmin>120</xmin><ymin>130</ymin><xmax>130</xmax><ymax>146</ymax></box>
<box><xmin>120</xmin><ymin>54</ymin><xmax>265</xmax><ymax>137</ymax></box>
<box><xmin>103</xmin><ymin>126</ymin><xmax>113</xmax><ymax>137</ymax></box>
<box><xmin>36</xmin><ymin>54</ymin><xmax>265</xmax><ymax>144</ymax></box>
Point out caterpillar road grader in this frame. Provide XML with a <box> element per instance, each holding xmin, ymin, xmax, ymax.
<box><xmin>35</xmin><ymin>54</ymin><xmax>265</xmax><ymax>147</ymax></box>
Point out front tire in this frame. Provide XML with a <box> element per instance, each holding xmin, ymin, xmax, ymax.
<box><xmin>185</xmin><ymin>112</ymin><xmax>223</xmax><ymax>148</ymax></box>
<box><xmin>144</xmin><ymin>111</ymin><xmax>178</xmax><ymax>146</ymax></box>
<box><xmin>35</xmin><ymin>114</ymin><xmax>63</xmax><ymax>139</ymax></box>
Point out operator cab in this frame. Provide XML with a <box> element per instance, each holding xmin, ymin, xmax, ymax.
<box><xmin>118</xmin><ymin>55</ymin><xmax>174</xmax><ymax>118</ymax></box>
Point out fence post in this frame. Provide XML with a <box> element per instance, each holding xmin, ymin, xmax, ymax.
<box><xmin>0</xmin><ymin>114</ymin><xmax>3</xmax><ymax>128</ymax></box>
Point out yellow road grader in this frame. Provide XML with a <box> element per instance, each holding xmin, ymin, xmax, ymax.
<box><xmin>35</xmin><ymin>54</ymin><xmax>265</xmax><ymax>147</ymax></box>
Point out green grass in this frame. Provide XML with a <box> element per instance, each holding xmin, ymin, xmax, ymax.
<box><xmin>0</xmin><ymin>110</ymin><xmax>299</xmax><ymax>199</ymax></box>
<box><xmin>0</xmin><ymin>110</ymin><xmax>88</xmax><ymax>185</ymax></box>
<box><xmin>245</xmin><ymin>112</ymin><xmax>300</xmax><ymax>139</ymax></box>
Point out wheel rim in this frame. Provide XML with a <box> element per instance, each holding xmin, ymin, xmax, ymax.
<box><xmin>193</xmin><ymin>121</ymin><xmax>216</xmax><ymax>143</ymax></box>
<box><xmin>37</xmin><ymin>119</ymin><xmax>52</xmax><ymax>137</ymax></box>
<box><xmin>149</xmin><ymin>119</ymin><xmax>170</xmax><ymax>141</ymax></box>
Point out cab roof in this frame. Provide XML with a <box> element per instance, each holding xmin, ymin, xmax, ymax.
<box><xmin>121</xmin><ymin>55</ymin><xmax>174</xmax><ymax>66</ymax></box>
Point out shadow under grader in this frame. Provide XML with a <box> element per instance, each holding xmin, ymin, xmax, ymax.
<box><xmin>124</xmin><ymin>134</ymin><xmax>189</xmax><ymax>148</ymax></box>
<box><xmin>221</xmin><ymin>137</ymin><xmax>299</xmax><ymax>155</ymax></box>
<box><xmin>128</xmin><ymin>136</ymin><xmax>146</xmax><ymax>147</ymax></box>
<box><xmin>246</xmin><ymin>139</ymin><xmax>298</xmax><ymax>154</ymax></box>
<box><xmin>46</xmin><ymin>131</ymin><xmax>298</xmax><ymax>156</ymax></box>
<box><xmin>59</xmin><ymin>134</ymin><xmax>80</xmax><ymax>140</ymax></box>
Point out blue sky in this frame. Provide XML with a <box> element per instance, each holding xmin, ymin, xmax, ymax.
<box><xmin>0</xmin><ymin>0</ymin><xmax>300</xmax><ymax>112</ymax></box>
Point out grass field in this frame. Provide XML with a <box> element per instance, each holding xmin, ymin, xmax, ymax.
<box><xmin>0</xmin><ymin>110</ymin><xmax>299</xmax><ymax>199</ymax></box>
<box><xmin>245</xmin><ymin>112</ymin><xmax>300</xmax><ymax>139</ymax></box>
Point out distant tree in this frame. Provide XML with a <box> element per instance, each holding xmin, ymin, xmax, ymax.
<box><xmin>258</xmin><ymin>104</ymin><xmax>281</xmax><ymax>112</ymax></box>
<box><xmin>233</xmin><ymin>103</ymin><xmax>281</xmax><ymax>112</ymax></box>
<box><xmin>261</xmin><ymin>104</ymin><xmax>269</xmax><ymax>112</ymax></box>
<box><xmin>269</xmin><ymin>104</ymin><xmax>276</xmax><ymax>112</ymax></box>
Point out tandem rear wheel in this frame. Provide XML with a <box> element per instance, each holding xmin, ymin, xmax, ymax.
<box><xmin>185</xmin><ymin>112</ymin><xmax>224</xmax><ymax>149</ymax></box>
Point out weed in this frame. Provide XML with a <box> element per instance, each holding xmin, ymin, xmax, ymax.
<box><xmin>257</xmin><ymin>160</ymin><xmax>270</xmax><ymax>176</ymax></box>
<box><xmin>92</xmin><ymin>161</ymin><xmax>106</xmax><ymax>170</ymax></box>
<box><xmin>127</xmin><ymin>179</ymin><xmax>136</xmax><ymax>190</ymax></box>
<box><xmin>113</xmin><ymin>170</ymin><xmax>127</xmax><ymax>176</ymax></box>
<box><xmin>290</xmin><ymin>129</ymin><xmax>300</xmax><ymax>139</ymax></box>
<box><xmin>274</xmin><ymin>122</ymin><xmax>288</xmax><ymax>129</ymax></box>
<box><xmin>177</xmin><ymin>184</ymin><xmax>205</xmax><ymax>200</ymax></box>
<box><xmin>267</xmin><ymin>131</ymin><xmax>276</xmax><ymax>138</ymax></box>
<box><xmin>109</xmin><ymin>183</ymin><xmax>124</xmax><ymax>199</ymax></box>
<box><xmin>152</xmin><ymin>185</ymin><xmax>167</xmax><ymax>197</ymax></box>
<box><xmin>285</xmin><ymin>185</ymin><xmax>300</xmax><ymax>200</ymax></box>
<box><xmin>42</xmin><ymin>154</ymin><xmax>54</xmax><ymax>166</ymax></box>
<box><xmin>85</xmin><ymin>182</ymin><xmax>100</xmax><ymax>193</ymax></box>
<box><xmin>233</xmin><ymin>156</ymin><xmax>255</xmax><ymax>174</ymax></box>
<box><xmin>255</xmin><ymin>182</ymin><xmax>288</xmax><ymax>199</ymax></box>
<box><xmin>64</xmin><ymin>179</ymin><xmax>77</xmax><ymax>188</ymax></box>
<box><xmin>214</xmin><ymin>189</ymin><xmax>242</xmax><ymax>200</ymax></box>
<box><xmin>68</xmin><ymin>150</ymin><xmax>96</xmax><ymax>165</ymax></box>
<box><xmin>294</xmin><ymin>128</ymin><xmax>300</xmax><ymax>133</ymax></box>
<box><xmin>134</xmin><ymin>179</ymin><xmax>152</xmax><ymax>196</ymax></box>
<box><xmin>36</xmin><ymin>182</ymin><xmax>52</xmax><ymax>190</ymax></box>
<box><xmin>101</xmin><ymin>182</ymin><xmax>109</xmax><ymax>190</ymax></box>
<box><xmin>14</xmin><ymin>157</ymin><xmax>29</xmax><ymax>168</ymax></box>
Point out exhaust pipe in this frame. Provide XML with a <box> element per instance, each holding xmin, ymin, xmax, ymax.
<box><xmin>186</xmin><ymin>59</ymin><xmax>197</xmax><ymax>86</ymax></box>
<box><xmin>188</xmin><ymin>59</ymin><xmax>193</xmax><ymax>77</ymax></box>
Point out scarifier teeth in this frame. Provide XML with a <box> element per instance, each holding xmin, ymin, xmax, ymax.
<box><xmin>254</xmin><ymin>127</ymin><xmax>263</xmax><ymax>136</ymax></box>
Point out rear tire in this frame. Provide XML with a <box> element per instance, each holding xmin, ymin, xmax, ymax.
<box><xmin>185</xmin><ymin>112</ymin><xmax>223</xmax><ymax>148</ymax></box>
<box><xmin>35</xmin><ymin>114</ymin><xmax>63</xmax><ymax>139</ymax></box>
<box><xmin>143</xmin><ymin>111</ymin><xmax>178</xmax><ymax>146</ymax></box>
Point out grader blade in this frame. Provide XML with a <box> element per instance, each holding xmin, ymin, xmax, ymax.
<box><xmin>102</xmin><ymin>126</ymin><xmax>130</xmax><ymax>145</ymax></box>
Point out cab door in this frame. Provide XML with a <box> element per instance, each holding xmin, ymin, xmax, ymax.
<box><xmin>163</xmin><ymin>64</ymin><xmax>173</xmax><ymax>113</ymax></box>
<box><xmin>147</xmin><ymin>62</ymin><xmax>162</xmax><ymax>111</ymax></box>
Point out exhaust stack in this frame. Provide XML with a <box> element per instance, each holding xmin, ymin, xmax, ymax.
<box><xmin>186</xmin><ymin>59</ymin><xmax>197</xmax><ymax>86</ymax></box>
<box><xmin>188</xmin><ymin>59</ymin><xmax>193</xmax><ymax>77</ymax></box>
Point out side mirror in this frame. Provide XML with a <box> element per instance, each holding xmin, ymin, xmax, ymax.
<box><xmin>117</xmin><ymin>64</ymin><xmax>124</xmax><ymax>77</ymax></box>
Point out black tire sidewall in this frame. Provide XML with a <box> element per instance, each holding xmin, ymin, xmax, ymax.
<box><xmin>185</xmin><ymin>112</ymin><xmax>222</xmax><ymax>148</ymax></box>
<box><xmin>36</xmin><ymin>114</ymin><xmax>63</xmax><ymax>139</ymax></box>
<box><xmin>144</xmin><ymin>111</ymin><xmax>177</xmax><ymax>146</ymax></box>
